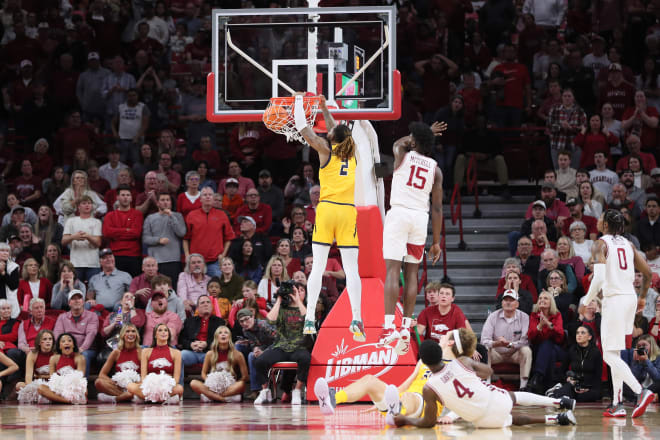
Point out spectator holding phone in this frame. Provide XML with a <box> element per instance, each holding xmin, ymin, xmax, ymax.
<box><xmin>621</xmin><ymin>334</ymin><xmax>660</xmax><ymax>402</ymax></box>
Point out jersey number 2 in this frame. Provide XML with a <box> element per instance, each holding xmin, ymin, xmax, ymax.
<box><xmin>452</xmin><ymin>379</ymin><xmax>475</xmax><ymax>399</ymax></box>
<box><xmin>616</xmin><ymin>248</ymin><xmax>628</xmax><ymax>270</ymax></box>
<box><xmin>406</xmin><ymin>165</ymin><xmax>428</xmax><ymax>189</ymax></box>
<box><xmin>339</xmin><ymin>160</ymin><xmax>349</xmax><ymax>176</ymax></box>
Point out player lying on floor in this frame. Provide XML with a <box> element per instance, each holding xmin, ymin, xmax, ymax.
<box><xmin>392</xmin><ymin>331</ymin><xmax>577</xmax><ymax>428</ymax></box>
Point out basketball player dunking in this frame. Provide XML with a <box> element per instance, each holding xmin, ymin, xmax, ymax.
<box><xmin>293</xmin><ymin>94</ymin><xmax>365</xmax><ymax>341</ymax></box>
<box><xmin>379</xmin><ymin>122</ymin><xmax>444</xmax><ymax>354</ymax></box>
<box><xmin>582</xmin><ymin>209</ymin><xmax>655</xmax><ymax>418</ymax></box>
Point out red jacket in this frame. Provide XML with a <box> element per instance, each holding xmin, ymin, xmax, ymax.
<box><xmin>0</xmin><ymin>319</ymin><xmax>19</xmax><ymax>350</ymax></box>
<box><xmin>233</xmin><ymin>203</ymin><xmax>273</xmax><ymax>235</ymax></box>
<box><xmin>19</xmin><ymin>316</ymin><xmax>56</xmax><ymax>349</ymax></box>
<box><xmin>102</xmin><ymin>208</ymin><xmax>144</xmax><ymax>256</ymax></box>
<box><xmin>177</xmin><ymin>192</ymin><xmax>202</xmax><ymax>220</ymax></box>
<box><xmin>528</xmin><ymin>311</ymin><xmax>565</xmax><ymax>345</ymax></box>
<box><xmin>17</xmin><ymin>278</ymin><xmax>54</xmax><ymax>309</ymax></box>
<box><xmin>185</xmin><ymin>208</ymin><xmax>235</xmax><ymax>263</ymax></box>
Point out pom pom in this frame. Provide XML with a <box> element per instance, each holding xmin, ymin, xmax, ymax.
<box><xmin>17</xmin><ymin>379</ymin><xmax>47</xmax><ymax>404</ymax></box>
<box><xmin>112</xmin><ymin>370</ymin><xmax>141</xmax><ymax>390</ymax></box>
<box><xmin>47</xmin><ymin>370</ymin><xmax>88</xmax><ymax>404</ymax></box>
<box><xmin>140</xmin><ymin>371</ymin><xmax>176</xmax><ymax>403</ymax></box>
<box><xmin>204</xmin><ymin>370</ymin><xmax>236</xmax><ymax>395</ymax></box>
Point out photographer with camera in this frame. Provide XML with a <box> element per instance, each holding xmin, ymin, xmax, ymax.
<box><xmin>546</xmin><ymin>325</ymin><xmax>602</xmax><ymax>402</ymax></box>
<box><xmin>620</xmin><ymin>334</ymin><xmax>660</xmax><ymax>402</ymax></box>
<box><xmin>253</xmin><ymin>280</ymin><xmax>311</xmax><ymax>406</ymax></box>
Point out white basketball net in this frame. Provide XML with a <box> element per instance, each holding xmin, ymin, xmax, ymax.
<box><xmin>262</xmin><ymin>96</ymin><xmax>321</xmax><ymax>144</ymax></box>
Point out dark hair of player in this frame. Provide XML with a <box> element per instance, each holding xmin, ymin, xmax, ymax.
<box><xmin>419</xmin><ymin>340</ymin><xmax>443</xmax><ymax>366</ymax></box>
<box><xmin>603</xmin><ymin>209</ymin><xmax>625</xmax><ymax>236</ymax></box>
<box><xmin>408</xmin><ymin>122</ymin><xmax>434</xmax><ymax>156</ymax></box>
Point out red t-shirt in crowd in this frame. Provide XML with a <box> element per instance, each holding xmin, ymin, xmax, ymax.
<box><xmin>184</xmin><ymin>207</ymin><xmax>235</xmax><ymax>263</ymax></box>
<box><xmin>492</xmin><ymin>62</ymin><xmax>530</xmax><ymax>109</ymax></box>
<box><xmin>599</xmin><ymin>81</ymin><xmax>635</xmax><ymax>120</ymax></box>
<box><xmin>621</xmin><ymin>106</ymin><xmax>659</xmax><ymax>150</ymax></box>
<box><xmin>562</xmin><ymin>215</ymin><xmax>598</xmax><ymax>237</ymax></box>
<box><xmin>417</xmin><ymin>303</ymin><xmax>467</xmax><ymax>343</ymax></box>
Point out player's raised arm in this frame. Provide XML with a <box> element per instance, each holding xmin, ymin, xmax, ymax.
<box><xmin>393</xmin><ymin>385</ymin><xmax>439</xmax><ymax>428</ymax></box>
<box><xmin>392</xmin><ymin>135</ymin><xmax>412</xmax><ymax>168</ymax></box>
<box><xmin>294</xmin><ymin>94</ymin><xmax>331</xmax><ymax>163</ymax></box>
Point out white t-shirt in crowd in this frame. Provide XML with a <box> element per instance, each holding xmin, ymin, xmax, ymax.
<box><xmin>63</xmin><ymin>216</ymin><xmax>102</xmax><ymax>268</ymax></box>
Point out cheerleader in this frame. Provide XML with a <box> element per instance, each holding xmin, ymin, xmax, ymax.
<box><xmin>127</xmin><ymin>323</ymin><xmax>183</xmax><ymax>404</ymax></box>
<box><xmin>190</xmin><ymin>326</ymin><xmax>248</xmax><ymax>402</ymax></box>
<box><xmin>16</xmin><ymin>329</ymin><xmax>55</xmax><ymax>403</ymax></box>
<box><xmin>95</xmin><ymin>324</ymin><xmax>142</xmax><ymax>403</ymax></box>
<box><xmin>0</xmin><ymin>351</ymin><xmax>19</xmax><ymax>395</ymax></box>
<box><xmin>37</xmin><ymin>332</ymin><xmax>88</xmax><ymax>404</ymax></box>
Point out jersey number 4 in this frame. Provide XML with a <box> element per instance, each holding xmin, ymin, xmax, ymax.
<box><xmin>452</xmin><ymin>379</ymin><xmax>475</xmax><ymax>399</ymax></box>
<box><xmin>406</xmin><ymin>165</ymin><xmax>428</xmax><ymax>189</ymax></box>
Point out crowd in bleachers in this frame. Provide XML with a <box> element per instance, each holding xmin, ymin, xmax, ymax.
<box><xmin>2</xmin><ymin>0</ymin><xmax>660</xmax><ymax>405</ymax></box>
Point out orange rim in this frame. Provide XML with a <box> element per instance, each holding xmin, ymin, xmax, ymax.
<box><xmin>268</xmin><ymin>96</ymin><xmax>321</xmax><ymax>106</ymax></box>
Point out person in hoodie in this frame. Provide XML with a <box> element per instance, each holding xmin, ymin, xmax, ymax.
<box><xmin>145</xmin><ymin>274</ymin><xmax>186</xmax><ymax>322</ymax></box>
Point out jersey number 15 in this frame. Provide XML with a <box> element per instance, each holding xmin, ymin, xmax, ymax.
<box><xmin>406</xmin><ymin>165</ymin><xmax>428</xmax><ymax>189</ymax></box>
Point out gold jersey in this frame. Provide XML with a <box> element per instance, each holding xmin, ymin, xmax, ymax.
<box><xmin>318</xmin><ymin>146</ymin><xmax>356</xmax><ymax>206</ymax></box>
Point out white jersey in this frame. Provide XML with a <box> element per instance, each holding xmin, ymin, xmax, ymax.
<box><xmin>601</xmin><ymin>234</ymin><xmax>635</xmax><ymax>297</ymax></box>
<box><xmin>390</xmin><ymin>151</ymin><xmax>437</xmax><ymax>212</ymax></box>
<box><xmin>425</xmin><ymin>359</ymin><xmax>510</xmax><ymax>422</ymax></box>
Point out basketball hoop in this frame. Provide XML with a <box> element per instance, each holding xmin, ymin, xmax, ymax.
<box><xmin>263</xmin><ymin>96</ymin><xmax>321</xmax><ymax>143</ymax></box>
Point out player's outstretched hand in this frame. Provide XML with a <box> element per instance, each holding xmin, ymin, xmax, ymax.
<box><xmin>429</xmin><ymin>243</ymin><xmax>442</xmax><ymax>264</ymax></box>
<box><xmin>437</xmin><ymin>416</ymin><xmax>454</xmax><ymax>425</ymax></box>
<box><xmin>431</xmin><ymin>121</ymin><xmax>448</xmax><ymax>136</ymax></box>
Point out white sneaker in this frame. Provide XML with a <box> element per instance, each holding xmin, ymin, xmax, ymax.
<box><xmin>394</xmin><ymin>328</ymin><xmax>411</xmax><ymax>355</ymax></box>
<box><xmin>225</xmin><ymin>394</ymin><xmax>242</xmax><ymax>403</ymax></box>
<box><xmin>384</xmin><ymin>384</ymin><xmax>400</xmax><ymax>426</ymax></box>
<box><xmin>132</xmin><ymin>395</ymin><xmax>144</xmax><ymax>403</ymax></box>
<box><xmin>254</xmin><ymin>388</ymin><xmax>272</xmax><ymax>405</ymax></box>
<box><xmin>97</xmin><ymin>393</ymin><xmax>117</xmax><ymax>404</ymax></box>
<box><xmin>164</xmin><ymin>395</ymin><xmax>180</xmax><ymax>405</ymax></box>
<box><xmin>37</xmin><ymin>395</ymin><xmax>50</xmax><ymax>405</ymax></box>
<box><xmin>200</xmin><ymin>394</ymin><xmax>212</xmax><ymax>403</ymax></box>
<box><xmin>314</xmin><ymin>377</ymin><xmax>335</xmax><ymax>415</ymax></box>
<box><xmin>291</xmin><ymin>389</ymin><xmax>302</xmax><ymax>405</ymax></box>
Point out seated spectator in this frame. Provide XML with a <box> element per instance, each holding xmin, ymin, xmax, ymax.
<box><xmin>129</xmin><ymin>257</ymin><xmax>161</xmax><ymax>309</ymax></box>
<box><xmin>234</xmin><ymin>239</ymin><xmax>264</xmax><ymax>283</ymax></box>
<box><xmin>301</xmin><ymin>254</ymin><xmax>340</xmax><ymax>306</ymax></box>
<box><xmin>87</xmin><ymin>249</ymin><xmax>133</xmax><ymax>312</ymax></box>
<box><xmin>635</xmin><ymin>196</ymin><xmax>660</xmax><ymax>252</ymax></box>
<box><xmin>527</xmin><ymin>291</ymin><xmax>566</xmax><ymax>394</ymax></box>
<box><xmin>218</xmin><ymin>257</ymin><xmax>244</xmax><ymax>306</ymax></box>
<box><xmin>274</xmin><ymin>238</ymin><xmax>300</xmax><ymax>277</ymax></box>
<box><xmin>0</xmin><ymin>242</ymin><xmax>21</xmax><ymax>318</ymax></box>
<box><xmin>189</xmin><ymin>325</ymin><xmax>248</xmax><ymax>402</ymax></box>
<box><xmin>496</xmin><ymin>258</ymin><xmax>537</xmax><ymax>302</ymax></box>
<box><xmin>53</xmin><ymin>289</ymin><xmax>99</xmax><ymax>376</ymax></box>
<box><xmin>546</xmin><ymin>325</ymin><xmax>602</xmax><ymax>402</ymax></box>
<box><xmin>222</xmin><ymin>178</ymin><xmax>243</xmax><ymax>218</ymax></box>
<box><xmin>11</xmin><ymin>159</ymin><xmax>42</xmax><ymax>210</ymax></box>
<box><xmin>145</xmin><ymin>275</ymin><xmax>186</xmax><ymax>322</ymax></box>
<box><xmin>184</xmin><ymin>187</ymin><xmax>235</xmax><ymax>278</ymax></box>
<box><xmin>53</xmin><ymin>170</ymin><xmax>107</xmax><ymax>225</ymax></box>
<box><xmin>192</xmin><ymin>136</ymin><xmax>222</xmax><ymax>177</ymax></box>
<box><xmin>481</xmin><ymin>289</ymin><xmax>532</xmax><ymax>390</ymax></box>
<box><xmin>178</xmin><ymin>253</ymin><xmax>211</xmax><ymax>311</ymax></box>
<box><xmin>143</xmin><ymin>192</ymin><xmax>186</xmax><ymax>284</ymax></box>
<box><xmin>142</xmin><ymin>289</ymin><xmax>184</xmax><ymax>348</ymax></box>
<box><xmin>621</xmin><ymin>334</ymin><xmax>660</xmax><ymax>402</ymax></box>
<box><xmin>253</xmin><ymin>282</ymin><xmax>310</xmax><ymax>405</ymax></box>
<box><xmin>258</xmin><ymin>256</ymin><xmax>290</xmax><ymax>305</ymax></box>
<box><xmin>496</xmin><ymin>271</ymin><xmax>534</xmax><ymax>315</ymax></box>
<box><xmin>228</xmin><ymin>281</ymin><xmax>269</xmax><ymax>328</ymax></box>
<box><xmin>257</xmin><ymin>169</ymin><xmax>284</xmax><ymax>222</ymax></box>
<box><xmin>525</xmin><ymin>183</ymin><xmax>569</xmax><ymax>227</ymax></box>
<box><xmin>514</xmin><ymin>236</ymin><xmax>541</xmax><ymax>287</ymax></box>
<box><xmin>0</xmin><ymin>205</ymin><xmax>28</xmax><ymax>242</ymax></box>
<box><xmin>416</xmin><ymin>282</ymin><xmax>470</xmax><ymax>344</ymax></box>
<box><xmin>34</xmin><ymin>205</ymin><xmax>63</xmax><ymax>249</ymax></box>
<box><xmin>578</xmin><ymin>180</ymin><xmax>603</xmax><ymax>219</ymax></box>
<box><xmin>606</xmin><ymin>183</ymin><xmax>639</xmax><ymax>218</ymax></box>
<box><xmin>622</xmin><ymin>91</ymin><xmax>659</xmax><ymax>153</ymax></box>
<box><xmin>544</xmin><ymin>269</ymin><xmax>576</xmax><ymax>324</ymax></box>
<box><xmin>508</xmin><ymin>200</ymin><xmax>558</xmax><ymax>256</ymax></box>
<box><xmin>94</xmin><ymin>323</ymin><xmax>143</xmax><ymax>403</ymax></box>
<box><xmin>304</xmin><ymin>185</ymin><xmax>320</xmax><ymax>225</ymax></box>
<box><xmin>15</xmin><ymin>328</ymin><xmax>55</xmax><ymax>399</ymax></box>
<box><xmin>234</xmin><ymin>307</ymin><xmax>277</xmax><ymax>400</ymax></box>
<box><xmin>102</xmin><ymin>186</ymin><xmax>143</xmax><ymax>277</ymax></box>
<box><xmin>228</xmin><ymin>215</ymin><xmax>272</xmax><ymax>268</ymax></box>
<box><xmin>219</xmin><ymin>161</ymin><xmax>256</xmax><ymax>198</ymax></box>
<box><xmin>620</xmin><ymin>166</ymin><xmax>649</xmax><ymax>206</ymax></box>
<box><xmin>282</xmin><ymin>205</ymin><xmax>309</xmax><ymax>239</ymax></box>
<box><xmin>180</xmin><ymin>295</ymin><xmax>226</xmax><ymax>378</ymax></box>
<box><xmin>590</xmin><ymin>151</ymin><xmax>619</xmax><ymax>198</ymax></box>
<box><xmin>99</xmin><ymin>292</ymin><xmax>146</xmax><ymax>362</ymax></box>
<box><xmin>291</xmin><ymin>226</ymin><xmax>311</xmax><ymax>262</ymax></box>
<box><xmin>562</xmin><ymin>197</ymin><xmax>598</xmax><ymax>239</ymax></box>
<box><xmin>573</xmin><ymin>114</ymin><xmax>618</xmax><ymax>169</ymax></box>
<box><xmin>61</xmin><ymin>195</ymin><xmax>103</xmax><ymax>283</ymax></box>
<box><xmin>51</xmin><ymin>261</ymin><xmax>86</xmax><ymax>311</ymax></box>
<box><xmin>17</xmin><ymin>223</ymin><xmax>43</xmax><ymax>265</ymax></box>
<box><xmin>2</xmin><ymin>196</ymin><xmax>36</xmax><ymax>227</ymax></box>
<box><xmin>17</xmin><ymin>298</ymin><xmax>56</xmax><ymax>353</ymax></box>
<box><xmin>177</xmin><ymin>171</ymin><xmax>202</xmax><ymax>219</ymax></box>
<box><xmin>647</xmin><ymin>168</ymin><xmax>660</xmax><ymax>199</ymax></box>
<box><xmin>531</xmin><ymin>220</ymin><xmax>556</xmax><ymax>256</ymax></box>
<box><xmin>567</xmin><ymin>297</ymin><xmax>601</xmax><ymax>346</ymax></box>
<box><xmin>234</xmin><ymin>188</ymin><xmax>273</xmax><ymax>235</ymax></box>
<box><xmin>17</xmin><ymin>258</ymin><xmax>53</xmax><ymax>313</ymax></box>
<box><xmin>539</xmin><ymin>249</ymin><xmax>578</xmax><ymax>296</ymax></box>
<box><xmin>39</xmin><ymin>244</ymin><xmax>63</xmax><ymax>285</ymax></box>
<box><xmin>196</xmin><ymin>160</ymin><xmax>217</xmax><ymax>192</ymax></box>
<box><xmin>557</xmin><ymin>236</ymin><xmax>586</xmax><ymax>281</ymax></box>
<box><xmin>0</xmin><ymin>299</ymin><xmax>21</xmax><ymax>366</ymax></box>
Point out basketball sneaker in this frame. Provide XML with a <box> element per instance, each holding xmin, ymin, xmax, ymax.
<box><xmin>603</xmin><ymin>403</ymin><xmax>626</xmax><ymax>417</ymax></box>
<box><xmin>377</xmin><ymin>327</ymin><xmax>400</xmax><ymax>348</ymax></box>
<box><xmin>97</xmin><ymin>393</ymin><xmax>117</xmax><ymax>404</ymax></box>
<box><xmin>632</xmin><ymin>389</ymin><xmax>654</xmax><ymax>418</ymax></box>
<box><xmin>394</xmin><ymin>328</ymin><xmax>411</xmax><ymax>355</ymax></box>
<box><xmin>557</xmin><ymin>410</ymin><xmax>577</xmax><ymax>426</ymax></box>
<box><xmin>303</xmin><ymin>320</ymin><xmax>317</xmax><ymax>335</ymax></box>
<box><xmin>559</xmin><ymin>396</ymin><xmax>576</xmax><ymax>411</ymax></box>
<box><xmin>349</xmin><ymin>320</ymin><xmax>366</xmax><ymax>342</ymax></box>
<box><xmin>384</xmin><ymin>384</ymin><xmax>401</xmax><ymax>426</ymax></box>
<box><xmin>254</xmin><ymin>388</ymin><xmax>272</xmax><ymax>405</ymax></box>
<box><xmin>314</xmin><ymin>377</ymin><xmax>336</xmax><ymax>415</ymax></box>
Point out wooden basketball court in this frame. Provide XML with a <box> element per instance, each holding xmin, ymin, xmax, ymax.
<box><xmin>0</xmin><ymin>401</ymin><xmax>656</xmax><ymax>439</ymax></box>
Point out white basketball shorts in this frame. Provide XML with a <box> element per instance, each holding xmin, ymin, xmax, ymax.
<box><xmin>382</xmin><ymin>206</ymin><xmax>429</xmax><ymax>264</ymax></box>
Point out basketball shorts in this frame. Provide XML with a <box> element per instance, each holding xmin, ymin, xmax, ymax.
<box><xmin>312</xmin><ymin>201</ymin><xmax>358</xmax><ymax>248</ymax></box>
<box><xmin>382</xmin><ymin>206</ymin><xmax>428</xmax><ymax>263</ymax></box>
<box><xmin>601</xmin><ymin>294</ymin><xmax>636</xmax><ymax>351</ymax></box>
<box><xmin>472</xmin><ymin>388</ymin><xmax>513</xmax><ymax>428</ymax></box>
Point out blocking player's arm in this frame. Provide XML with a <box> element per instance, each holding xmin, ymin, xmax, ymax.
<box><xmin>458</xmin><ymin>356</ymin><xmax>493</xmax><ymax>380</ymax></box>
<box><xmin>393</xmin><ymin>385</ymin><xmax>439</xmax><ymax>428</ymax></box>
<box><xmin>633</xmin><ymin>247</ymin><xmax>652</xmax><ymax>300</ymax></box>
<box><xmin>583</xmin><ymin>239</ymin><xmax>606</xmax><ymax>306</ymax></box>
<box><xmin>295</xmin><ymin>94</ymin><xmax>331</xmax><ymax>164</ymax></box>
<box><xmin>428</xmin><ymin>166</ymin><xmax>443</xmax><ymax>264</ymax></box>
<box><xmin>396</xmin><ymin>360</ymin><xmax>423</xmax><ymax>393</ymax></box>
